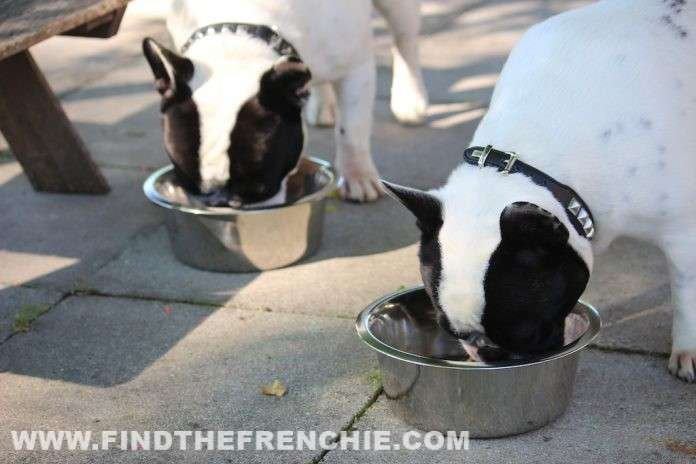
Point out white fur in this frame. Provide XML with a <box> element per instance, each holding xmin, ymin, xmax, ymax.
<box><xmin>167</xmin><ymin>0</ymin><xmax>427</xmax><ymax>202</ymax></box>
<box><xmin>305</xmin><ymin>82</ymin><xmax>336</xmax><ymax>127</ymax></box>
<box><xmin>439</xmin><ymin>0</ymin><xmax>696</xmax><ymax>380</ymax></box>
<box><xmin>374</xmin><ymin>0</ymin><xmax>429</xmax><ymax>125</ymax></box>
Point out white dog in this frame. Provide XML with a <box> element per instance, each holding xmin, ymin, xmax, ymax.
<box><xmin>142</xmin><ymin>0</ymin><xmax>428</xmax><ymax>205</ymax></box>
<box><xmin>385</xmin><ymin>0</ymin><xmax>696</xmax><ymax>381</ymax></box>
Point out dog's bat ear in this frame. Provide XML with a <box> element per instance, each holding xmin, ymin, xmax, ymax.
<box><xmin>500</xmin><ymin>202</ymin><xmax>569</xmax><ymax>249</ymax></box>
<box><xmin>142</xmin><ymin>37</ymin><xmax>194</xmax><ymax>99</ymax></box>
<box><xmin>258</xmin><ymin>56</ymin><xmax>312</xmax><ymax>113</ymax></box>
<box><xmin>382</xmin><ymin>180</ymin><xmax>442</xmax><ymax>232</ymax></box>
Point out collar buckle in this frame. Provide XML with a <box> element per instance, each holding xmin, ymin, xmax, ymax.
<box><xmin>501</xmin><ymin>151</ymin><xmax>518</xmax><ymax>175</ymax></box>
<box><xmin>471</xmin><ymin>145</ymin><xmax>493</xmax><ymax>168</ymax></box>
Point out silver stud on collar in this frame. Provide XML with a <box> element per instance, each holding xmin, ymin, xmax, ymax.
<box><xmin>583</xmin><ymin>223</ymin><xmax>595</xmax><ymax>239</ymax></box>
<box><xmin>567</xmin><ymin>197</ymin><xmax>582</xmax><ymax>216</ymax></box>
<box><xmin>501</xmin><ymin>151</ymin><xmax>518</xmax><ymax>175</ymax></box>
<box><xmin>567</xmin><ymin>197</ymin><xmax>595</xmax><ymax>239</ymax></box>
<box><xmin>180</xmin><ymin>23</ymin><xmax>300</xmax><ymax>57</ymax></box>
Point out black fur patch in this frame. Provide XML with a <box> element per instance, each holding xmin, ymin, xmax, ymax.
<box><xmin>418</xmin><ymin>211</ymin><xmax>444</xmax><ymax>314</ymax></box>
<box><xmin>662</xmin><ymin>0</ymin><xmax>689</xmax><ymax>38</ymax></box>
<box><xmin>162</xmin><ymin>92</ymin><xmax>202</xmax><ymax>193</ymax></box>
<box><xmin>142</xmin><ymin>38</ymin><xmax>201</xmax><ymax>192</ymax></box>
<box><xmin>224</xmin><ymin>94</ymin><xmax>305</xmax><ymax>204</ymax></box>
<box><xmin>481</xmin><ymin>203</ymin><xmax>589</xmax><ymax>354</ymax></box>
<box><xmin>381</xmin><ymin>182</ymin><xmax>445</xmax><ymax>321</ymax></box>
<box><xmin>217</xmin><ymin>58</ymin><xmax>310</xmax><ymax>205</ymax></box>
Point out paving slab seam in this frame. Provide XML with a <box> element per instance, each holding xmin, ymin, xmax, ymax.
<box><xmin>588</xmin><ymin>344</ymin><xmax>670</xmax><ymax>359</ymax></box>
<box><xmin>7</xmin><ymin>282</ymin><xmax>679</xmax><ymax>351</ymax></box>
<box><xmin>12</xmin><ymin>286</ymin><xmax>358</xmax><ymax>322</ymax></box>
<box><xmin>310</xmin><ymin>387</ymin><xmax>384</xmax><ymax>464</ymax></box>
<box><xmin>4</xmin><ymin>280</ymin><xmax>74</xmax><ymax>295</ymax></box>
<box><xmin>0</xmin><ymin>291</ymin><xmax>71</xmax><ymax>346</ymax></box>
<box><xmin>68</xmin><ymin>223</ymin><xmax>167</xmax><ymax>295</ymax></box>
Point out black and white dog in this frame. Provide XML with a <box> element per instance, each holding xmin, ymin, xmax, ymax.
<box><xmin>142</xmin><ymin>0</ymin><xmax>428</xmax><ymax>206</ymax></box>
<box><xmin>385</xmin><ymin>0</ymin><xmax>696</xmax><ymax>382</ymax></box>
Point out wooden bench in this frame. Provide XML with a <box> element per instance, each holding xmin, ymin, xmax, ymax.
<box><xmin>0</xmin><ymin>0</ymin><xmax>132</xmax><ymax>194</ymax></box>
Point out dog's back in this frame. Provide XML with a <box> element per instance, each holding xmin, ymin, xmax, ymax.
<box><xmin>471</xmin><ymin>0</ymin><xmax>696</xmax><ymax>246</ymax></box>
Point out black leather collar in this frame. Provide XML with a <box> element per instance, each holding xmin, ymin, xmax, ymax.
<box><xmin>180</xmin><ymin>22</ymin><xmax>300</xmax><ymax>58</ymax></box>
<box><xmin>463</xmin><ymin>145</ymin><xmax>595</xmax><ymax>240</ymax></box>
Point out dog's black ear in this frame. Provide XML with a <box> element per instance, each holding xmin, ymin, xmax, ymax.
<box><xmin>258</xmin><ymin>56</ymin><xmax>312</xmax><ymax>114</ymax></box>
<box><xmin>500</xmin><ymin>202</ymin><xmax>569</xmax><ymax>249</ymax></box>
<box><xmin>382</xmin><ymin>180</ymin><xmax>442</xmax><ymax>232</ymax></box>
<box><xmin>142</xmin><ymin>37</ymin><xmax>194</xmax><ymax>99</ymax></box>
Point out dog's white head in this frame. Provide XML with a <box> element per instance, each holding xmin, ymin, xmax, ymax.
<box><xmin>142</xmin><ymin>37</ymin><xmax>311</xmax><ymax>205</ymax></box>
<box><xmin>383</xmin><ymin>172</ymin><xmax>591</xmax><ymax>354</ymax></box>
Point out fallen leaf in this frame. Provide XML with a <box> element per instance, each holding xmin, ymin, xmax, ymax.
<box><xmin>665</xmin><ymin>439</ymin><xmax>696</xmax><ymax>456</ymax></box>
<box><xmin>163</xmin><ymin>306</ymin><xmax>172</xmax><ymax>315</ymax></box>
<box><xmin>261</xmin><ymin>380</ymin><xmax>287</xmax><ymax>397</ymax></box>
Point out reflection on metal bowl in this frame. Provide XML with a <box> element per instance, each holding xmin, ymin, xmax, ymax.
<box><xmin>143</xmin><ymin>157</ymin><xmax>336</xmax><ymax>272</ymax></box>
<box><xmin>356</xmin><ymin>286</ymin><xmax>601</xmax><ymax>437</ymax></box>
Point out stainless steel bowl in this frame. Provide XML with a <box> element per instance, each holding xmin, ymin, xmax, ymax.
<box><xmin>356</xmin><ymin>286</ymin><xmax>600</xmax><ymax>438</ymax></box>
<box><xmin>143</xmin><ymin>157</ymin><xmax>336</xmax><ymax>272</ymax></box>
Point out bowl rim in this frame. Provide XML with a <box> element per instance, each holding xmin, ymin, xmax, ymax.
<box><xmin>142</xmin><ymin>156</ymin><xmax>337</xmax><ymax>217</ymax></box>
<box><xmin>356</xmin><ymin>285</ymin><xmax>601</xmax><ymax>370</ymax></box>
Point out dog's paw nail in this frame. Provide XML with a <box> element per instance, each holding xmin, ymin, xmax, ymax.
<box><xmin>669</xmin><ymin>350</ymin><xmax>696</xmax><ymax>383</ymax></box>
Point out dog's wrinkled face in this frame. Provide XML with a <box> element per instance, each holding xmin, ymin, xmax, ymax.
<box><xmin>383</xmin><ymin>181</ymin><xmax>590</xmax><ymax>355</ymax></box>
<box><xmin>142</xmin><ymin>38</ymin><xmax>311</xmax><ymax>205</ymax></box>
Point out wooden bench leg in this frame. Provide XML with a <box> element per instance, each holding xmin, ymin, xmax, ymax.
<box><xmin>0</xmin><ymin>50</ymin><xmax>109</xmax><ymax>194</ymax></box>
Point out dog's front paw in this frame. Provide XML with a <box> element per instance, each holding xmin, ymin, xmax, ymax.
<box><xmin>669</xmin><ymin>350</ymin><xmax>696</xmax><ymax>383</ymax></box>
<box><xmin>390</xmin><ymin>68</ymin><xmax>428</xmax><ymax>126</ymax></box>
<box><xmin>337</xmin><ymin>157</ymin><xmax>384</xmax><ymax>203</ymax></box>
<box><xmin>305</xmin><ymin>86</ymin><xmax>336</xmax><ymax>127</ymax></box>
<box><xmin>391</xmin><ymin>89</ymin><xmax>427</xmax><ymax>126</ymax></box>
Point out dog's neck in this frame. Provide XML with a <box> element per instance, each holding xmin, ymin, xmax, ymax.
<box><xmin>462</xmin><ymin>146</ymin><xmax>595</xmax><ymax>241</ymax></box>
<box><xmin>438</xmin><ymin>164</ymin><xmax>594</xmax><ymax>270</ymax></box>
<box><xmin>184</xmin><ymin>31</ymin><xmax>279</xmax><ymax>77</ymax></box>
